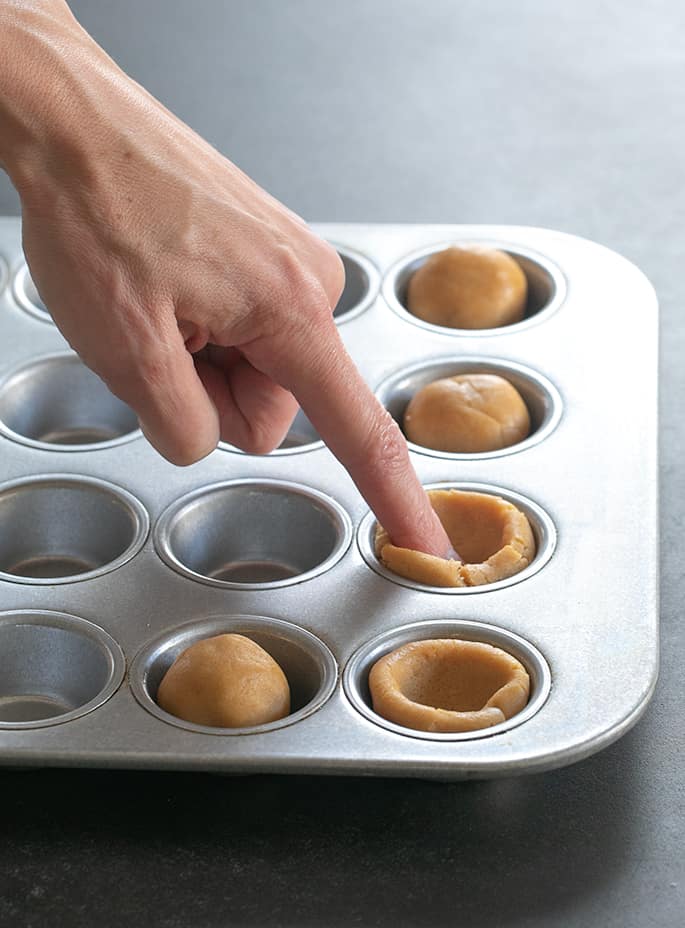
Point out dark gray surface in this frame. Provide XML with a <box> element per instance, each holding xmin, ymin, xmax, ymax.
<box><xmin>0</xmin><ymin>1</ymin><xmax>681</xmax><ymax>926</ymax></box>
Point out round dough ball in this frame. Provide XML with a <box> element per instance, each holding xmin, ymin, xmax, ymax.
<box><xmin>369</xmin><ymin>638</ymin><xmax>530</xmax><ymax>733</ymax></box>
<box><xmin>404</xmin><ymin>373</ymin><xmax>531</xmax><ymax>453</ymax></box>
<box><xmin>157</xmin><ymin>633</ymin><xmax>290</xmax><ymax>728</ymax></box>
<box><xmin>406</xmin><ymin>246</ymin><xmax>527</xmax><ymax>329</ymax></box>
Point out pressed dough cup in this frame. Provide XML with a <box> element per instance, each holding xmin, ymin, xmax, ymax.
<box><xmin>375</xmin><ymin>489</ymin><xmax>536</xmax><ymax>588</ymax></box>
<box><xmin>406</xmin><ymin>246</ymin><xmax>528</xmax><ymax>330</ymax></box>
<box><xmin>157</xmin><ymin>633</ymin><xmax>290</xmax><ymax>728</ymax></box>
<box><xmin>368</xmin><ymin>638</ymin><xmax>530</xmax><ymax>732</ymax></box>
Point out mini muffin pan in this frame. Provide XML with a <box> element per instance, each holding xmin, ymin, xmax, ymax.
<box><xmin>0</xmin><ymin>219</ymin><xmax>658</xmax><ymax>778</ymax></box>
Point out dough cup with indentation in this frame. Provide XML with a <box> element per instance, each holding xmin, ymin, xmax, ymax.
<box><xmin>375</xmin><ymin>489</ymin><xmax>535</xmax><ymax>588</ymax></box>
<box><xmin>369</xmin><ymin>638</ymin><xmax>530</xmax><ymax>733</ymax></box>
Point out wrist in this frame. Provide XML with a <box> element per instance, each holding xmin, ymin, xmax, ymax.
<box><xmin>0</xmin><ymin>2</ymin><xmax>117</xmax><ymax>201</ymax></box>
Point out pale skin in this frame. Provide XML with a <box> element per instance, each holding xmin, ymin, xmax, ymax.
<box><xmin>0</xmin><ymin>0</ymin><xmax>454</xmax><ymax>557</ymax></box>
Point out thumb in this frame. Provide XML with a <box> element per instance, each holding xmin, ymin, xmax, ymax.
<box><xmin>103</xmin><ymin>324</ymin><xmax>220</xmax><ymax>465</ymax></box>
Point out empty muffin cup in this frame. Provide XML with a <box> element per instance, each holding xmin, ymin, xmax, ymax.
<box><xmin>130</xmin><ymin>615</ymin><xmax>338</xmax><ymax>735</ymax></box>
<box><xmin>12</xmin><ymin>263</ymin><xmax>52</xmax><ymax>323</ymax></box>
<box><xmin>0</xmin><ymin>475</ymin><xmax>149</xmax><ymax>584</ymax></box>
<box><xmin>331</xmin><ymin>244</ymin><xmax>380</xmax><ymax>323</ymax></box>
<box><xmin>0</xmin><ymin>610</ymin><xmax>125</xmax><ymax>729</ymax></box>
<box><xmin>358</xmin><ymin>482</ymin><xmax>556</xmax><ymax>593</ymax></box>
<box><xmin>154</xmin><ymin>479</ymin><xmax>353</xmax><ymax>589</ymax></box>
<box><xmin>219</xmin><ymin>407</ymin><xmax>323</xmax><ymax>455</ymax></box>
<box><xmin>383</xmin><ymin>241</ymin><xmax>565</xmax><ymax>335</ymax></box>
<box><xmin>0</xmin><ymin>353</ymin><xmax>140</xmax><ymax>450</ymax></box>
<box><xmin>343</xmin><ymin>619</ymin><xmax>551</xmax><ymax>741</ymax></box>
<box><xmin>376</xmin><ymin>356</ymin><xmax>562</xmax><ymax>460</ymax></box>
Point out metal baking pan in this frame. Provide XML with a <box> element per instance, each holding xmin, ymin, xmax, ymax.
<box><xmin>0</xmin><ymin>219</ymin><xmax>658</xmax><ymax>779</ymax></box>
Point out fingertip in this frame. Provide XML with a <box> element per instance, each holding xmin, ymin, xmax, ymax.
<box><xmin>388</xmin><ymin>505</ymin><xmax>455</xmax><ymax>559</ymax></box>
<box><xmin>138</xmin><ymin>408</ymin><xmax>219</xmax><ymax>466</ymax></box>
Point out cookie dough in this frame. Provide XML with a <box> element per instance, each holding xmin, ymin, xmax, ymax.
<box><xmin>404</xmin><ymin>373</ymin><xmax>531</xmax><ymax>453</ymax></box>
<box><xmin>375</xmin><ymin>489</ymin><xmax>535</xmax><ymax>587</ymax></box>
<box><xmin>406</xmin><ymin>246</ymin><xmax>527</xmax><ymax>329</ymax></box>
<box><xmin>368</xmin><ymin>638</ymin><xmax>530</xmax><ymax>732</ymax></box>
<box><xmin>157</xmin><ymin>633</ymin><xmax>290</xmax><ymax>728</ymax></box>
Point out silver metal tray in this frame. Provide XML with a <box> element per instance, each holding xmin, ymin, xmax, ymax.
<box><xmin>0</xmin><ymin>219</ymin><xmax>659</xmax><ymax>779</ymax></box>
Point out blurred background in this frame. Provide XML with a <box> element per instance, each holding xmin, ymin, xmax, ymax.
<box><xmin>0</xmin><ymin>2</ymin><xmax>682</xmax><ymax>926</ymax></box>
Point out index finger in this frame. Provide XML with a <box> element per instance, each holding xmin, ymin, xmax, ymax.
<box><xmin>246</xmin><ymin>316</ymin><xmax>453</xmax><ymax>558</ymax></box>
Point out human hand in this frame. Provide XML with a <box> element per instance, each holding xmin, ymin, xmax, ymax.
<box><xmin>0</xmin><ymin>0</ymin><xmax>453</xmax><ymax>558</ymax></box>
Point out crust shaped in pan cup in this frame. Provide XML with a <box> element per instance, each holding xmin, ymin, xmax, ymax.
<box><xmin>369</xmin><ymin>638</ymin><xmax>530</xmax><ymax>733</ymax></box>
<box><xmin>374</xmin><ymin>489</ymin><xmax>535</xmax><ymax>588</ymax></box>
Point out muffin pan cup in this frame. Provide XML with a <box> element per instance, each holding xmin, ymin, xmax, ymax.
<box><xmin>0</xmin><ymin>219</ymin><xmax>658</xmax><ymax>779</ymax></box>
<box><xmin>154</xmin><ymin>478</ymin><xmax>353</xmax><ymax>590</ymax></box>
<box><xmin>343</xmin><ymin>619</ymin><xmax>551</xmax><ymax>742</ymax></box>
<box><xmin>358</xmin><ymin>481</ymin><xmax>557</xmax><ymax>594</ymax></box>
<box><xmin>130</xmin><ymin>615</ymin><xmax>338</xmax><ymax>736</ymax></box>
<box><xmin>0</xmin><ymin>352</ymin><xmax>140</xmax><ymax>451</ymax></box>
<box><xmin>0</xmin><ymin>474</ymin><xmax>149</xmax><ymax>584</ymax></box>
<box><xmin>375</xmin><ymin>355</ymin><xmax>562</xmax><ymax>460</ymax></box>
<box><xmin>0</xmin><ymin>610</ymin><xmax>125</xmax><ymax>729</ymax></box>
<box><xmin>12</xmin><ymin>263</ymin><xmax>51</xmax><ymax>323</ymax></box>
<box><xmin>383</xmin><ymin>239</ymin><xmax>567</xmax><ymax>336</ymax></box>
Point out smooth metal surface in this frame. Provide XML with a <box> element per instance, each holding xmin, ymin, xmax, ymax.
<box><xmin>154</xmin><ymin>478</ymin><xmax>353</xmax><ymax>590</ymax></box>
<box><xmin>130</xmin><ymin>614</ymin><xmax>338</xmax><ymax>736</ymax></box>
<box><xmin>0</xmin><ymin>352</ymin><xmax>140</xmax><ymax>451</ymax></box>
<box><xmin>12</xmin><ymin>263</ymin><xmax>52</xmax><ymax>323</ymax></box>
<box><xmin>0</xmin><ymin>610</ymin><xmax>125</xmax><ymax>729</ymax></box>
<box><xmin>331</xmin><ymin>243</ymin><xmax>380</xmax><ymax>323</ymax></box>
<box><xmin>343</xmin><ymin>618</ymin><xmax>551</xmax><ymax>741</ymax></box>
<box><xmin>0</xmin><ymin>473</ymin><xmax>150</xmax><ymax>584</ymax></box>
<box><xmin>0</xmin><ymin>218</ymin><xmax>659</xmax><ymax>778</ymax></box>
<box><xmin>375</xmin><ymin>355</ymin><xmax>563</xmax><ymax>460</ymax></box>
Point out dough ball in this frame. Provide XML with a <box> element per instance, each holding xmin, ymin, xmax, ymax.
<box><xmin>369</xmin><ymin>638</ymin><xmax>530</xmax><ymax>733</ymax></box>
<box><xmin>375</xmin><ymin>489</ymin><xmax>535</xmax><ymax>588</ymax></box>
<box><xmin>404</xmin><ymin>373</ymin><xmax>531</xmax><ymax>453</ymax></box>
<box><xmin>157</xmin><ymin>633</ymin><xmax>290</xmax><ymax>728</ymax></box>
<box><xmin>406</xmin><ymin>246</ymin><xmax>527</xmax><ymax>329</ymax></box>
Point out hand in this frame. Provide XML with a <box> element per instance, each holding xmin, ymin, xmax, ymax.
<box><xmin>0</xmin><ymin>0</ymin><xmax>453</xmax><ymax>557</ymax></box>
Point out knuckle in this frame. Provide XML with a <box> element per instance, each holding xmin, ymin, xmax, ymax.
<box><xmin>221</xmin><ymin>413</ymin><xmax>283</xmax><ymax>455</ymax></box>
<box><xmin>359</xmin><ymin>410</ymin><xmax>411</xmax><ymax>478</ymax></box>
<box><xmin>135</xmin><ymin>345</ymin><xmax>169</xmax><ymax>392</ymax></box>
<box><xmin>315</xmin><ymin>240</ymin><xmax>346</xmax><ymax>306</ymax></box>
<box><xmin>268</xmin><ymin>243</ymin><xmax>337</xmax><ymax>327</ymax></box>
<box><xmin>234</xmin><ymin>415</ymin><xmax>283</xmax><ymax>456</ymax></box>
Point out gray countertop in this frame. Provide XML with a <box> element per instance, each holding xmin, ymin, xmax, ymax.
<box><xmin>0</xmin><ymin>2</ymin><xmax>681</xmax><ymax>925</ymax></box>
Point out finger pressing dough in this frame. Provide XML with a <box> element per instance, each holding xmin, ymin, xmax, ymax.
<box><xmin>369</xmin><ymin>638</ymin><xmax>530</xmax><ymax>732</ymax></box>
<box><xmin>406</xmin><ymin>246</ymin><xmax>527</xmax><ymax>329</ymax></box>
<box><xmin>404</xmin><ymin>373</ymin><xmax>531</xmax><ymax>453</ymax></box>
<box><xmin>375</xmin><ymin>489</ymin><xmax>535</xmax><ymax>587</ymax></box>
<box><xmin>157</xmin><ymin>633</ymin><xmax>290</xmax><ymax>728</ymax></box>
